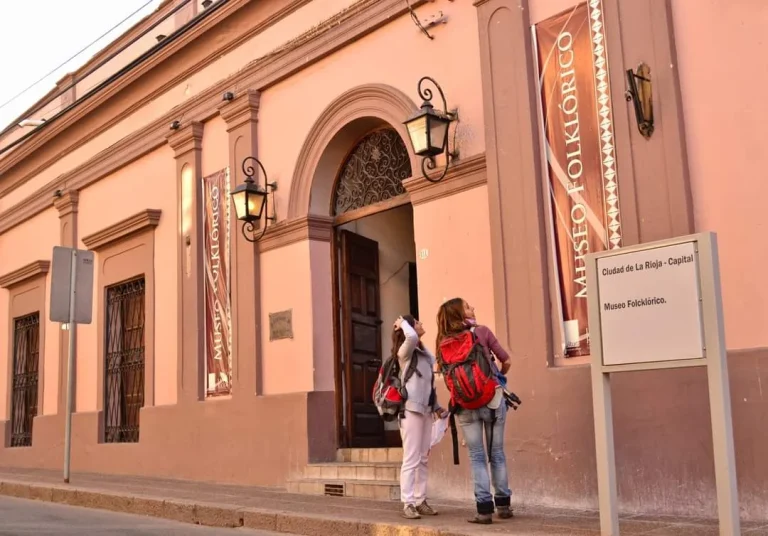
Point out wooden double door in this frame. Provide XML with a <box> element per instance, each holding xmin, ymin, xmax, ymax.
<box><xmin>338</xmin><ymin>230</ymin><xmax>409</xmax><ymax>448</ymax></box>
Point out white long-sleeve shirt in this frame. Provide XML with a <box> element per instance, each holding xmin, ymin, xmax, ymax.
<box><xmin>397</xmin><ymin>320</ymin><xmax>438</xmax><ymax>415</ymax></box>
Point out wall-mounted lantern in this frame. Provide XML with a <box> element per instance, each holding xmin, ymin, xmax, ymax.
<box><xmin>231</xmin><ymin>156</ymin><xmax>277</xmax><ymax>243</ymax></box>
<box><xmin>404</xmin><ymin>76</ymin><xmax>458</xmax><ymax>183</ymax></box>
<box><xmin>625</xmin><ymin>63</ymin><xmax>654</xmax><ymax>139</ymax></box>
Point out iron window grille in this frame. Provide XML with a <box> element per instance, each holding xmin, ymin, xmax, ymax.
<box><xmin>104</xmin><ymin>277</ymin><xmax>146</xmax><ymax>443</ymax></box>
<box><xmin>10</xmin><ymin>313</ymin><xmax>40</xmax><ymax>447</ymax></box>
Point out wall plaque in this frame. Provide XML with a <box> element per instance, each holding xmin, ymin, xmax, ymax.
<box><xmin>269</xmin><ymin>309</ymin><xmax>293</xmax><ymax>341</ymax></box>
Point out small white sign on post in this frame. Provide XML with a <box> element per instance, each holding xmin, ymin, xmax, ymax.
<box><xmin>50</xmin><ymin>246</ymin><xmax>94</xmax><ymax>325</ymax></box>
<box><xmin>596</xmin><ymin>241</ymin><xmax>705</xmax><ymax>366</ymax></box>
<box><xmin>50</xmin><ymin>246</ymin><xmax>95</xmax><ymax>486</ymax></box>
<box><xmin>586</xmin><ymin>232</ymin><xmax>740</xmax><ymax>536</ymax></box>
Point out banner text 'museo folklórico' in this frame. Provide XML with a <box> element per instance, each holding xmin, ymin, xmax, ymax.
<box><xmin>202</xmin><ymin>168</ymin><xmax>233</xmax><ymax>394</ymax></box>
<box><xmin>535</xmin><ymin>0</ymin><xmax>622</xmax><ymax>357</ymax></box>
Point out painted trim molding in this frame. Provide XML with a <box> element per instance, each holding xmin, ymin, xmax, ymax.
<box><xmin>0</xmin><ymin>261</ymin><xmax>51</xmax><ymax>289</ymax></box>
<box><xmin>166</xmin><ymin>121</ymin><xmax>204</xmax><ymax>155</ymax></box>
<box><xmin>0</xmin><ymin>0</ymin><xmax>426</xmax><ymax>236</ymax></box>
<box><xmin>218</xmin><ymin>91</ymin><xmax>261</xmax><ymax>132</ymax></box>
<box><xmin>258</xmin><ymin>215</ymin><xmax>334</xmax><ymax>253</ymax></box>
<box><xmin>81</xmin><ymin>209</ymin><xmax>162</xmax><ymax>250</ymax></box>
<box><xmin>53</xmin><ymin>190</ymin><xmax>79</xmax><ymax>217</ymax></box>
<box><xmin>403</xmin><ymin>153</ymin><xmax>487</xmax><ymax>206</ymax></box>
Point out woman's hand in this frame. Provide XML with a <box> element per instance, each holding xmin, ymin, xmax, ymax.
<box><xmin>433</xmin><ymin>406</ymin><xmax>448</xmax><ymax>419</ymax></box>
<box><xmin>393</xmin><ymin>316</ymin><xmax>404</xmax><ymax>330</ymax></box>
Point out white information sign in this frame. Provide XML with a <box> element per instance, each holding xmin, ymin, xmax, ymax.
<box><xmin>586</xmin><ymin>233</ymin><xmax>740</xmax><ymax>536</ymax></box>
<box><xmin>596</xmin><ymin>241</ymin><xmax>704</xmax><ymax>366</ymax></box>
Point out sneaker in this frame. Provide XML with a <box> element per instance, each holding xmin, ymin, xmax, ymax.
<box><xmin>402</xmin><ymin>504</ymin><xmax>421</xmax><ymax>519</ymax></box>
<box><xmin>468</xmin><ymin>513</ymin><xmax>493</xmax><ymax>524</ymax></box>
<box><xmin>416</xmin><ymin>501</ymin><xmax>438</xmax><ymax>516</ymax></box>
<box><xmin>497</xmin><ymin>506</ymin><xmax>514</xmax><ymax>519</ymax></box>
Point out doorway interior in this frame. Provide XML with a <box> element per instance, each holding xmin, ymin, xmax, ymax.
<box><xmin>329</xmin><ymin>126</ymin><xmax>418</xmax><ymax>449</ymax></box>
<box><xmin>335</xmin><ymin>204</ymin><xmax>418</xmax><ymax>449</ymax></box>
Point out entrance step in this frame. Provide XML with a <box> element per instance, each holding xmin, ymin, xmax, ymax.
<box><xmin>303</xmin><ymin>461</ymin><xmax>400</xmax><ymax>481</ymax></box>
<box><xmin>287</xmin><ymin>478</ymin><xmax>400</xmax><ymax>501</ymax></box>
<box><xmin>288</xmin><ymin>448</ymin><xmax>403</xmax><ymax>501</ymax></box>
<box><xmin>336</xmin><ymin>447</ymin><xmax>403</xmax><ymax>463</ymax></box>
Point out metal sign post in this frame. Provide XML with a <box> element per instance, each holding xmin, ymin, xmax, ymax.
<box><xmin>585</xmin><ymin>232</ymin><xmax>740</xmax><ymax>536</ymax></box>
<box><xmin>50</xmin><ymin>246</ymin><xmax>94</xmax><ymax>484</ymax></box>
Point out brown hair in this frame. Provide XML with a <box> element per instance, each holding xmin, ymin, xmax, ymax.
<box><xmin>390</xmin><ymin>314</ymin><xmax>420</xmax><ymax>361</ymax></box>
<box><xmin>435</xmin><ymin>298</ymin><xmax>467</xmax><ymax>359</ymax></box>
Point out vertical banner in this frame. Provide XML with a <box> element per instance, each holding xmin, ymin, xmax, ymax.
<box><xmin>202</xmin><ymin>168</ymin><xmax>233</xmax><ymax>395</ymax></box>
<box><xmin>534</xmin><ymin>0</ymin><xmax>622</xmax><ymax>357</ymax></box>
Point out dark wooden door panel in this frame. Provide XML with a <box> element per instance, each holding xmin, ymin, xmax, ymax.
<box><xmin>340</xmin><ymin>230</ymin><xmax>385</xmax><ymax>448</ymax></box>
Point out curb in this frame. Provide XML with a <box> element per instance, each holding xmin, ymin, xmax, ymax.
<box><xmin>0</xmin><ymin>480</ymin><xmax>469</xmax><ymax>536</ymax></box>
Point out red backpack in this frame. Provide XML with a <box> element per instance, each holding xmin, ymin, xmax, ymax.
<box><xmin>372</xmin><ymin>355</ymin><xmax>421</xmax><ymax>422</ymax></box>
<box><xmin>437</xmin><ymin>327</ymin><xmax>498</xmax><ymax>410</ymax></box>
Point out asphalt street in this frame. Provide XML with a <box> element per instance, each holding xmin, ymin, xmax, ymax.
<box><xmin>0</xmin><ymin>497</ymin><xmax>290</xmax><ymax>535</ymax></box>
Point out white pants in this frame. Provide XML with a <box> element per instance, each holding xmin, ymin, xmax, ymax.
<box><xmin>399</xmin><ymin>410</ymin><xmax>433</xmax><ymax>506</ymax></box>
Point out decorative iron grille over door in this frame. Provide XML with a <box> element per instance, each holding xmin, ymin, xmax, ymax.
<box><xmin>333</xmin><ymin>128</ymin><xmax>412</xmax><ymax>215</ymax></box>
<box><xmin>104</xmin><ymin>278</ymin><xmax>146</xmax><ymax>443</ymax></box>
<box><xmin>11</xmin><ymin>313</ymin><xmax>40</xmax><ymax>447</ymax></box>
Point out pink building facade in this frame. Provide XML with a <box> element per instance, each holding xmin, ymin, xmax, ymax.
<box><xmin>0</xmin><ymin>0</ymin><xmax>766</xmax><ymax>521</ymax></box>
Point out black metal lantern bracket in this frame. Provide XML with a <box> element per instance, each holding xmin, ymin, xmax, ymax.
<box><xmin>411</xmin><ymin>76</ymin><xmax>460</xmax><ymax>183</ymax></box>
<box><xmin>237</xmin><ymin>156</ymin><xmax>278</xmax><ymax>243</ymax></box>
<box><xmin>625</xmin><ymin>62</ymin><xmax>654</xmax><ymax>139</ymax></box>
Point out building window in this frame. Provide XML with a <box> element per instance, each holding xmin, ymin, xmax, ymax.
<box><xmin>10</xmin><ymin>313</ymin><xmax>40</xmax><ymax>448</ymax></box>
<box><xmin>104</xmin><ymin>277</ymin><xmax>146</xmax><ymax>443</ymax></box>
<box><xmin>333</xmin><ymin>127</ymin><xmax>412</xmax><ymax>215</ymax></box>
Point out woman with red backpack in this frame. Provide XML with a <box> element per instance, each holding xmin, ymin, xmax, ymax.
<box><xmin>435</xmin><ymin>298</ymin><xmax>513</xmax><ymax>525</ymax></box>
<box><xmin>391</xmin><ymin>314</ymin><xmax>446</xmax><ymax>520</ymax></box>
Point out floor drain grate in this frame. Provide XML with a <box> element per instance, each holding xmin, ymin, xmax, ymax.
<box><xmin>324</xmin><ymin>483</ymin><xmax>344</xmax><ymax>497</ymax></box>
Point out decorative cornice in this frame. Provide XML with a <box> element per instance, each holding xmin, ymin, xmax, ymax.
<box><xmin>53</xmin><ymin>190</ymin><xmax>79</xmax><ymax>217</ymax></box>
<box><xmin>0</xmin><ymin>120</ymin><xmax>170</xmax><ymax>235</ymax></box>
<box><xmin>257</xmin><ymin>214</ymin><xmax>333</xmax><ymax>253</ymax></box>
<box><xmin>403</xmin><ymin>153</ymin><xmax>488</xmax><ymax>206</ymax></box>
<box><xmin>56</xmin><ymin>73</ymin><xmax>78</xmax><ymax>108</ymax></box>
<box><xmin>0</xmin><ymin>260</ymin><xmax>50</xmax><ymax>289</ymax></box>
<box><xmin>0</xmin><ymin>0</ymin><xmax>425</xmax><ymax>236</ymax></box>
<box><xmin>166</xmin><ymin>121</ymin><xmax>205</xmax><ymax>156</ymax></box>
<box><xmin>82</xmin><ymin>209</ymin><xmax>162</xmax><ymax>250</ymax></box>
<box><xmin>218</xmin><ymin>90</ymin><xmax>261</xmax><ymax>130</ymax></box>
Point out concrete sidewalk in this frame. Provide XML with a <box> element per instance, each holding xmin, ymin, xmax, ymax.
<box><xmin>0</xmin><ymin>467</ymin><xmax>763</xmax><ymax>535</ymax></box>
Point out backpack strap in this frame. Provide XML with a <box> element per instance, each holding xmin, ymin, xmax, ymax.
<box><xmin>488</xmin><ymin>414</ymin><xmax>496</xmax><ymax>462</ymax></box>
<box><xmin>402</xmin><ymin>349</ymin><xmax>423</xmax><ymax>384</ymax></box>
<box><xmin>448</xmin><ymin>401</ymin><xmax>460</xmax><ymax>465</ymax></box>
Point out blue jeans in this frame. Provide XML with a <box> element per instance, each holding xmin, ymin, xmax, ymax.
<box><xmin>457</xmin><ymin>402</ymin><xmax>511</xmax><ymax>513</ymax></box>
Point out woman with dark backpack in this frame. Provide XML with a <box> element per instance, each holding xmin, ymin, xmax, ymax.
<box><xmin>392</xmin><ymin>314</ymin><xmax>446</xmax><ymax>520</ymax></box>
<box><xmin>435</xmin><ymin>298</ymin><xmax>513</xmax><ymax>524</ymax></box>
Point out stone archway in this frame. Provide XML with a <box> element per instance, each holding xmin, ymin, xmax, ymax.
<box><xmin>287</xmin><ymin>84</ymin><xmax>419</xmax><ymax>219</ymax></box>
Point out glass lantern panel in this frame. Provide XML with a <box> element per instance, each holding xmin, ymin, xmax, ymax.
<box><xmin>248</xmin><ymin>191</ymin><xmax>264</xmax><ymax>219</ymax></box>
<box><xmin>428</xmin><ymin>118</ymin><xmax>449</xmax><ymax>154</ymax></box>
<box><xmin>232</xmin><ymin>190</ymin><xmax>248</xmax><ymax>221</ymax></box>
<box><xmin>405</xmin><ymin>115</ymin><xmax>429</xmax><ymax>155</ymax></box>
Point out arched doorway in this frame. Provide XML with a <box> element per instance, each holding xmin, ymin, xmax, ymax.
<box><xmin>332</xmin><ymin>127</ymin><xmax>417</xmax><ymax>449</ymax></box>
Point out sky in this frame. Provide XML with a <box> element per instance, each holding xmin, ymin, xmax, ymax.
<box><xmin>0</xmin><ymin>0</ymin><xmax>163</xmax><ymax>133</ymax></box>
